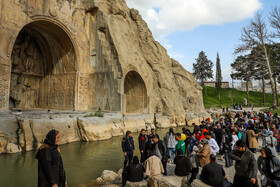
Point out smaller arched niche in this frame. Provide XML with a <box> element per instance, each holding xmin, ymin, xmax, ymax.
<box><xmin>124</xmin><ymin>71</ymin><xmax>148</xmax><ymax>113</ymax></box>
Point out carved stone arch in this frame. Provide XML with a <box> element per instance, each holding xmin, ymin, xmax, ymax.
<box><xmin>123</xmin><ymin>71</ymin><xmax>148</xmax><ymax>114</ymax></box>
<box><xmin>9</xmin><ymin>19</ymin><xmax>77</xmax><ymax>110</ymax></box>
<box><xmin>7</xmin><ymin>17</ymin><xmax>80</xmax><ymax>67</ymax></box>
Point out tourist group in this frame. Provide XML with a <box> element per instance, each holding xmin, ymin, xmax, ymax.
<box><xmin>121</xmin><ymin>111</ymin><xmax>280</xmax><ymax>187</ymax></box>
<box><xmin>35</xmin><ymin>110</ymin><xmax>280</xmax><ymax>187</ymax></box>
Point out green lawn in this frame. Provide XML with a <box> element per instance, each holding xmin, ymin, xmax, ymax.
<box><xmin>260</xmin><ymin>108</ymin><xmax>280</xmax><ymax>115</ymax></box>
<box><xmin>202</xmin><ymin>86</ymin><xmax>278</xmax><ymax>109</ymax></box>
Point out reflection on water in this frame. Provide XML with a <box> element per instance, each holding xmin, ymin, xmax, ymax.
<box><xmin>0</xmin><ymin>126</ymin><xmax>193</xmax><ymax>187</ymax></box>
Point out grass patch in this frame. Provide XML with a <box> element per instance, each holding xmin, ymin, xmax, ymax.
<box><xmin>202</xmin><ymin>86</ymin><xmax>279</xmax><ymax>109</ymax></box>
<box><xmin>260</xmin><ymin>108</ymin><xmax>280</xmax><ymax>115</ymax></box>
<box><xmin>84</xmin><ymin>110</ymin><xmax>104</xmax><ymax>118</ymax></box>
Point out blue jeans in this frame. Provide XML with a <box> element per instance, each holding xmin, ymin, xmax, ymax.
<box><xmin>123</xmin><ymin>151</ymin><xmax>133</xmax><ymax>168</ymax></box>
<box><xmin>168</xmin><ymin>148</ymin><xmax>176</xmax><ymax>159</ymax></box>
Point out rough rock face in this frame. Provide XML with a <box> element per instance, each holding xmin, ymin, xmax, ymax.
<box><xmin>0</xmin><ymin>0</ymin><xmax>206</xmax><ymax>123</ymax></box>
<box><xmin>0</xmin><ymin>0</ymin><xmax>210</xmax><ymax>154</ymax></box>
<box><xmin>0</xmin><ymin>112</ymin><xmax>179</xmax><ymax>154</ymax></box>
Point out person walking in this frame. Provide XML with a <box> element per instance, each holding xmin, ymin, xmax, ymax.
<box><xmin>151</xmin><ymin>135</ymin><xmax>168</xmax><ymax>175</ymax></box>
<box><xmin>197</xmin><ymin>139</ymin><xmax>211</xmax><ymax>167</ymax></box>
<box><xmin>138</xmin><ymin>129</ymin><xmax>148</xmax><ymax>163</ymax></box>
<box><xmin>229</xmin><ymin>140</ymin><xmax>258</xmax><ymax>187</ymax></box>
<box><xmin>122</xmin><ymin>131</ymin><xmax>135</xmax><ymax>168</ymax></box>
<box><xmin>257</xmin><ymin>148</ymin><xmax>280</xmax><ymax>187</ymax></box>
<box><xmin>164</xmin><ymin>128</ymin><xmax>177</xmax><ymax>161</ymax></box>
<box><xmin>35</xmin><ymin>130</ymin><xmax>66</xmax><ymax>187</ymax></box>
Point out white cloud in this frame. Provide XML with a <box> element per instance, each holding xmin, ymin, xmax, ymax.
<box><xmin>126</xmin><ymin>0</ymin><xmax>262</xmax><ymax>39</ymax></box>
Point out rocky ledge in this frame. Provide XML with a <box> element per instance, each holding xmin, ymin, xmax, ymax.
<box><xmin>0</xmin><ymin>110</ymin><xmax>209</xmax><ymax>154</ymax></box>
<box><xmin>83</xmin><ymin>167</ymin><xmax>210</xmax><ymax>187</ymax></box>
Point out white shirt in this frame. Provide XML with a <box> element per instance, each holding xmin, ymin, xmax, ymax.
<box><xmin>208</xmin><ymin>138</ymin><xmax>220</xmax><ymax>155</ymax></box>
<box><xmin>231</xmin><ymin>134</ymin><xmax>239</xmax><ymax>150</ymax></box>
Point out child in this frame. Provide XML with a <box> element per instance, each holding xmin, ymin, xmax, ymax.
<box><xmin>231</xmin><ymin>129</ymin><xmax>238</xmax><ymax>150</ymax></box>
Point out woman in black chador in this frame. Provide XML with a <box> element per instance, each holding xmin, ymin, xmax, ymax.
<box><xmin>35</xmin><ymin>130</ymin><xmax>66</xmax><ymax>187</ymax></box>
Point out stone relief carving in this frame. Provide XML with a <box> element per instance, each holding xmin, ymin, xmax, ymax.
<box><xmin>10</xmin><ymin>29</ymin><xmax>76</xmax><ymax>110</ymax></box>
<box><xmin>10</xmin><ymin>32</ymin><xmax>43</xmax><ymax>109</ymax></box>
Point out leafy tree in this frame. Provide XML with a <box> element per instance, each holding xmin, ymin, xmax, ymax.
<box><xmin>235</xmin><ymin>12</ymin><xmax>277</xmax><ymax>108</ymax></box>
<box><xmin>193</xmin><ymin>51</ymin><xmax>213</xmax><ymax>85</ymax></box>
<box><xmin>216</xmin><ymin>53</ymin><xmax>222</xmax><ymax>100</ymax></box>
<box><xmin>267</xmin><ymin>44</ymin><xmax>280</xmax><ymax>106</ymax></box>
<box><xmin>250</xmin><ymin>47</ymin><xmax>268</xmax><ymax>106</ymax></box>
<box><xmin>231</xmin><ymin>55</ymin><xmax>256</xmax><ymax>106</ymax></box>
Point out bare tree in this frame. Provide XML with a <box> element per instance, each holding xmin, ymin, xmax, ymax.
<box><xmin>251</xmin><ymin>48</ymin><xmax>268</xmax><ymax>106</ymax></box>
<box><xmin>234</xmin><ymin>12</ymin><xmax>277</xmax><ymax>108</ymax></box>
<box><xmin>269</xmin><ymin>7</ymin><xmax>280</xmax><ymax>106</ymax></box>
<box><xmin>270</xmin><ymin>7</ymin><xmax>280</xmax><ymax>38</ymax></box>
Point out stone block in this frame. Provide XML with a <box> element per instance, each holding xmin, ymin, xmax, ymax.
<box><xmin>149</xmin><ymin>176</ymin><xmax>184</xmax><ymax>187</ymax></box>
<box><xmin>101</xmin><ymin>170</ymin><xmax>119</xmax><ymax>182</ymax></box>
<box><xmin>126</xmin><ymin>180</ymin><xmax>148</xmax><ymax>187</ymax></box>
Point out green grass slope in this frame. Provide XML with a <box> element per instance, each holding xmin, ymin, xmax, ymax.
<box><xmin>202</xmin><ymin>86</ymin><xmax>278</xmax><ymax>109</ymax></box>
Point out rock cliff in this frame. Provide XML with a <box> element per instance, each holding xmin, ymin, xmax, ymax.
<box><xmin>0</xmin><ymin>0</ymin><xmax>209</xmax><ymax>154</ymax></box>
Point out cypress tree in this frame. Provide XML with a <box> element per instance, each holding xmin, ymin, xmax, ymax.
<box><xmin>216</xmin><ymin>53</ymin><xmax>222</xmax><ymax>100</ymax></box>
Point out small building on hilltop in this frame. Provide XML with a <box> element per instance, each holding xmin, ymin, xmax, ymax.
<box><xmin>203</xmin><ymin>81</ymin><xmax>230</xmax><ymax>88</ymax></box>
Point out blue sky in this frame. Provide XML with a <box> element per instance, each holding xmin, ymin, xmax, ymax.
<box><xmin>126</xmin><ymin>0</ymin><xmax>280</xmax><ymax>82</ymax></box>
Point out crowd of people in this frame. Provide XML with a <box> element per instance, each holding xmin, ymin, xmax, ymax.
<box><xmin>121</xmin><ymin>110</ymin><xmax>280</xmax><ymax>187</ymax></box>
<box><xmin>34</xmin><ymin>110</ymin><xmax>280</xmax><ymax>187</ymax></box>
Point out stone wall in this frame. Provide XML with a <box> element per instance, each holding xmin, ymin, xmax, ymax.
<box><xmin>0</xmin><ymin>0</ymin><xmax>206</xmax><ymax>122</ymax></box>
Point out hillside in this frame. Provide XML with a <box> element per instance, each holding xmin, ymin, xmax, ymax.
<box><xmin>202</xmin><ymin>86</ymin><xmax>279</xmax><ymax>109</ymax></box>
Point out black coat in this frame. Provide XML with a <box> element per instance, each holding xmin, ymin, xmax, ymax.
<box><xmin>214</xmin><ymin>128</ymin><xmax>223</xmax><ymax>144</ymax></box>
<box><xmin>124</xmin><ymin>164</ymin><xmax>145</xmax><ymax>182</ymax></box>
<box><xmin>201</xmin><ymin>162</ymin><xmax>225</xmax><ymax>187</ymax></box>
<box><xmin>36</xmin><ymin>146</ymin><xmax>66</xmax><ymax>187</ymax></box>
<box><xmin>174</xmin><ymin>156</ymin><xmax>191</xmax><ymax>176</ymax></box>
<box><xmin>193</xmin><ymin>126</ymin><xmax>201</xmax><ymax>134</ymax></box>
<box><xmin>122</xmin><ymin>136</ymin><xmax>135</xmax><ymax>153</ymax></box>
<box><xmin>138</xmin><ymin>134</ymin><xmax>148</xmax><ymax>151</ymax></box>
